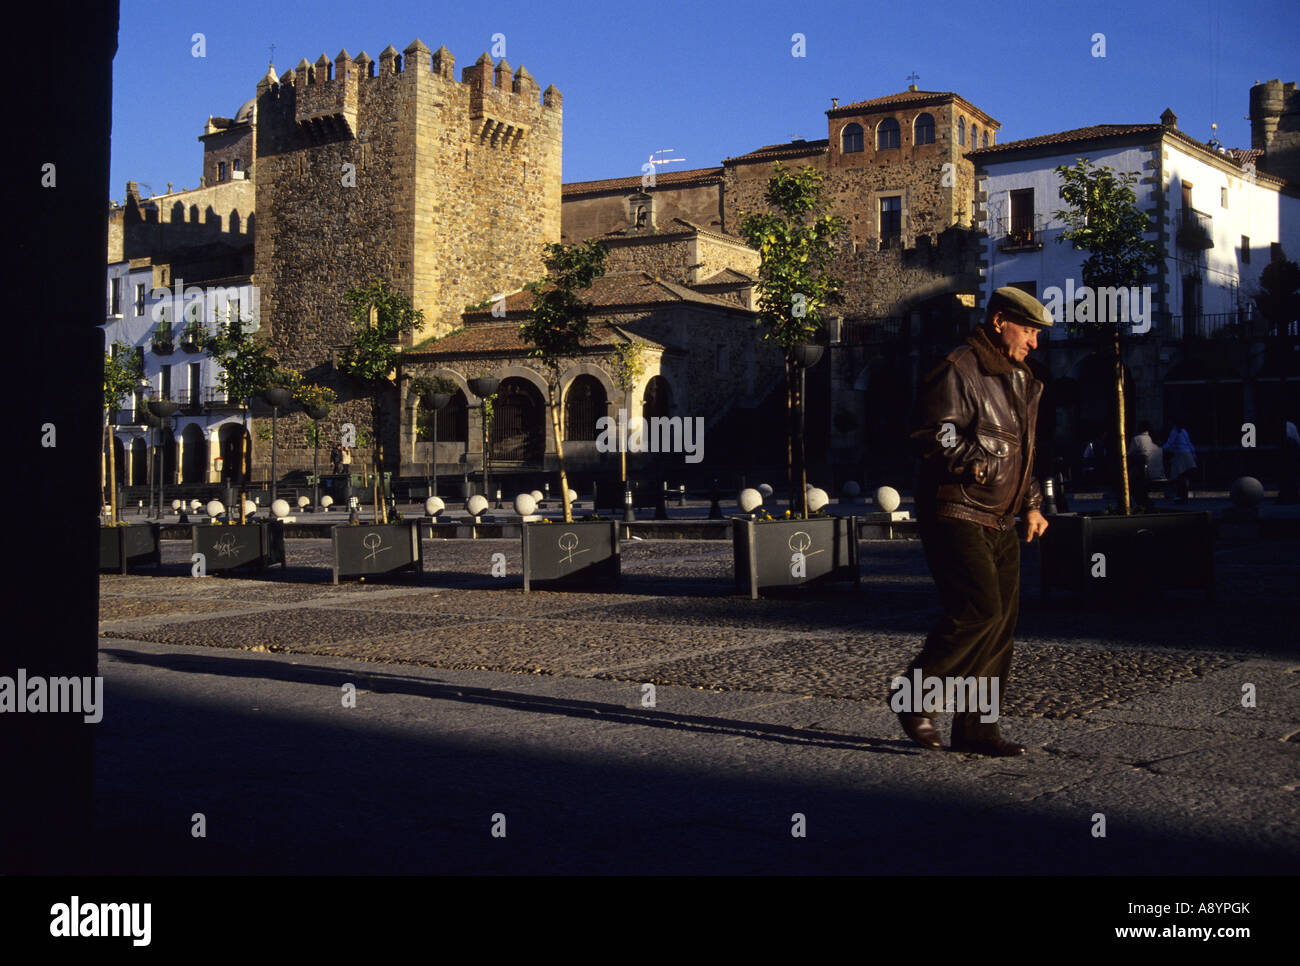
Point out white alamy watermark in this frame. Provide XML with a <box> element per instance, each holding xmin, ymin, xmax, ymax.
<box><xmin>889</xmin><ymin>670</ymin><xmax>999</xmax><ymax>723</ymax></box>
<box><xmin>50</xmin><ymin>897</ymin><xmax>151</xmax><ymax>946</ymax></box>
<box><xmin>594</xmin><ymin>409</ymin><xmax>704</xmax><ymax>464</ymax></box>
<box><xmin>1041</xmin><ymin>281</ymin><xmax>1153</xmax><ymax>333</ymax></box>
<box><xmin>0</xmin><ymin>669</ymin><xmax>103</xmax><ymax>723</ymax></box>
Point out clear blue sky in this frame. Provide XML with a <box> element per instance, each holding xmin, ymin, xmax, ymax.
<box><xmin>111</xmin><ymin>0</ymin><xmax>1299</xmax><ymax>200</ymax></box>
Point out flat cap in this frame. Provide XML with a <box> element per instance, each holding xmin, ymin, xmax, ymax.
<box><xmin>987</xmin><ymin>286</ymin><xmax>1054</xmax><ymax>328</ymax></box>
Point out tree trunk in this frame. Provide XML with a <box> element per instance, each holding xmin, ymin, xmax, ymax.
<box><xmin>239</xmin><ymin>406</ymin><xmax>248</xmax><ymax>523</ymax></box>
<box><xmin>785</xmin><ymin>356</ymin><xmax>795</xmax><ymax>515</ymax></box>
<box><xmin>1113</xmin><ymin>328</ymin><xmax>1131</xmax><ymax>515</ymax></box>
<box><xmin>105</xmin><ymin>413</ymin><xmax>118</xmax><ymax>524</ymax></box>
<box><xmin>550</xmin><ymin>380</ymin><xmax>573</xmax><ymax>523</ymax></box>
<box><xmin>373</xmin><ymin>393</ymin><xmax>387</xmax><ymax>524</ymax></box>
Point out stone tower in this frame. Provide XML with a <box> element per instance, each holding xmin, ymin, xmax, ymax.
<box><xmin>1250</xmin><ymin>78</ymin><xmax>1300</xmax><ymax>185</ymax></box>
<box><xmin>253</xmin><ymin>40</ymin><xmax>562</xmax><ymax>372</ymax></box>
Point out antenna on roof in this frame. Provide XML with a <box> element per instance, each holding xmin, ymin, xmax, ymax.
<box><xmin>647</xmin><ymin>148</ymin><xmax>685</xmax><ymax>170</ymax></box>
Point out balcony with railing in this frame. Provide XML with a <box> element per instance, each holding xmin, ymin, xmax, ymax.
<box><xmin>1176</xmin><ymin>208</ymin><xmax>1213</xmax><ymax>250</ymax></box>
<box><xmin>203</xmin><ymin>387</ymin><xmax>242</xmax><ymax>410</ymax></box>
<box><xmin>1163</xmin><ymin>309</ymin><xmax>1299</xmax><ymax>342</ymax></box>
<box><xmin>995</xmin><ymin>214</ymin><xmax>1047</xmax><ymax>251</ymax></box>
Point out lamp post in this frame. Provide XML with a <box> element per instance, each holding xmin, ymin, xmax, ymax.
<box><xmin>263</xmin><ymin>386</ymin><xmax>294</xmax><ymax>504</ymax></box>
<box><xmin>422</xmin><ymin>391</ymin><xmax>451</xmax><ymax>499</ymax></box>
<box><xmin>305</xmin><ymin>403</ymin><xmax>331</xmax><ymax>510</ymax></box>
<box><xmin>790</xmin><ymin>342</ymin><xmax>824</xmax><ymax>519</ymax></box>
<box><xmin>468</xmin><ymin>376</ymin><xmax>500</xmax><ymax>502</ymax></box>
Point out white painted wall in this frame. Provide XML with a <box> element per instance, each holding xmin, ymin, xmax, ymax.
<box><xmin>978</xmin><ymin>137</ymin><xmax>1298</xmax><ymax>339</ymax></box>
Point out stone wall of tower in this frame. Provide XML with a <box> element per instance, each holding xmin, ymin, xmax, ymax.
<box><xmin>1251</xmin><ymin>79</ymin><xmax>1300</xmax><ymax>185</ymax></box>
<box><xmin>253</xmin><ymin>41</ymin><xmax>562</xmax><ymax>377</ymax></box>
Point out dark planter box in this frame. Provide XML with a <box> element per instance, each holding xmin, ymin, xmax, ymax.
<box><xmin>733</xmin><ymin>515</ymin><xmax>860</xmax><ymax>599</ymax></box>
<box><xmin>1039</xmin><ymin>511</ymin><xmax>1214</xmax><ymax>599</ymax></box>
<box><xmin>99</xmin><ymin>523</ymin><xmax>161</xmax><ymax>573</ymax></box>
<box><xmin>331</xmin><ymin>522</ymin><xmax>423</xmax><ymax>584</ymax></box>
<box><xmin>521</xmin><ymin>520</ymin><xmax>620</xmax><ymax>591</ymax></box>
<box><xmin>191</xmin><ymin>522</ymin><xmax>286</xmax><ymax>573</ymax></box>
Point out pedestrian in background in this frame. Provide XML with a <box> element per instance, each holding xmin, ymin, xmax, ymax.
<box><xmin>1279</xmin><ymin>418</ymin><xmax>1300</xmax><ymax>505</ymax></box>
<box><xmin>1163</xmin><ymin>421</ymin><xmax>1197</xmax><ymax>503</ymax></box>
<box><xmin>1129</xmin><ymin>421</ymin><xmax>1166</xmax><ymax>508</ymax></box>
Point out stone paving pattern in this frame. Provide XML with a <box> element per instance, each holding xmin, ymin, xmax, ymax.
<box><xmin>100</xmin><ymin>537</ymin><xmax>1296</xmax><ymax>720</ymax></box>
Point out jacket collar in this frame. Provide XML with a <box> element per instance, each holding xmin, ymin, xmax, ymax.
<box><xmin>967</xmin><ymin>325</ymin><xmax>1014</xmax><ymax>376</ymax></box>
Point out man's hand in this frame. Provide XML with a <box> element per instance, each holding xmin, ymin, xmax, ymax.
<box><xmin>1025</xmin><ymin>509</ymin><xmax>1049</xmax><ymax>543</ymax></box>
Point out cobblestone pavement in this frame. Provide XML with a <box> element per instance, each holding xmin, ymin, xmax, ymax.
<box><xmin>100</xmin><ymin>537</ymin><xmax>1298</xmax><ymax>721</ymax></box>
<box><xmin>92</xmin><ymin>536</ymin><xmax>1300</xmax><ymax>875</ymax></box>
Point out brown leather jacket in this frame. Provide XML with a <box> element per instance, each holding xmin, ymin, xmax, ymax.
<box><xmin>910</xmin><ymin>326</ymin><xmax>1044</xmax><ymax>531</ymax></box>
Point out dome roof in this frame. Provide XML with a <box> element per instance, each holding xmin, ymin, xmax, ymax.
<box><xmin>234</xmin><ymin>98</ymin><xmax>255</xmax><ymax>123</ymax></box>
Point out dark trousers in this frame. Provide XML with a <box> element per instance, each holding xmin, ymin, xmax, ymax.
<box><xmin>908</xmin><ymin>515</ymin><xmax>1020</xmax><ymax>743</ymax></box>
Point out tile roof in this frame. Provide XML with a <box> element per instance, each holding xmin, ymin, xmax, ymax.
<box><xmin>408</xmin><ymin>320</ymin><xmax>670</xmax><ymax>357</ymax></box>
<box><xmin>831</xmin><ymin>89</ymin><xmax>956</xmax><ymax>113</ymax></box>
<box><xmin>561</xmin><ymin>167</ymin><xmax>724</xmax><ymax>197</ymax></box>
<box><xmin>967</xmin><ymin>123</ymin><xmax>1163</xmax><ymax>155</ymax></box>
<box><xmin>602</xmin><ymin>217</ymin><xmax>750</xmax><ymax>247</ymax></box>
<box><xmin>698</xmin><ymin>268</ymin><xmax>754</xmax><ymax>285</ymax></box>
<box><xmin>455</xmin><ymin>272</ymin><xmax>755</xmax><ymax>324</ymax></box>
<box><xmin>723</xmin><ymin>139</ymin><xmax>828</xmax><ymax>164</ymax></box>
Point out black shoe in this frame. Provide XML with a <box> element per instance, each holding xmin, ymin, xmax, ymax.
<box><xmin>898</xmin><ymin>713</ymin><xmax>942</xmax><ymax>750</ymax></box>
<box><xmin>950</xmin><ymin>735</ymin><xmax>1026</xmax><ymax>756</ymax></box>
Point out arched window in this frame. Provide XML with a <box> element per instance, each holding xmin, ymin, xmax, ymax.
<box><xmin>971</xmin><ymin>124</ymin><xmax>979</xmax><ymax>147</ymax></box>
<box><xmin>841</xmin><ymin>123</ymin><xmax>864</xmax><ymax>154</ymax></box>
<box><xmin>877</xmin><ymin>118</ymin><xmax>901</xmax><ymax>150</ymax></box>
<box><xmin>914</xmin><ymin>113</ymin><xmax>935</xmax><ymax>145</ymax></box>
<box><xmin>492</xmin><ymin>378</ymin><xmax>545</xmax><ymax>463</ymax></box>
<box><xmin>419</xmin><ymin>389</ymin><xmax>467</xmax><ymax>443</ymax></box>
<box><xmin>564</xmin><ymin>374</ymin><xmax>607</xmax><ymax>441</ymax></box>
<box><xmin>983</xmin><ymin>131</ymin><xmax>990</xmax><ymax>148</ymax></box>
<box><xmin>642</xmin><ymin>376</ymin><xmax>672</xmax><ymax>419</ymax></box>
<box><xmin>957</xmin><ymin>117</ymin><xmax>966</xmax><ymax>146</ymax></box>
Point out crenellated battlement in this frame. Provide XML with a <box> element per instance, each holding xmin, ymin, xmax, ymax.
<box><xmin>257</xmin><ymin>39</ymin><xmax>559</xmax><ymax>123</ymax></box>
<box><xmin>253</xmin><ymin>36</ymin><xmax>563</xmax><ymax>370</ymax></box>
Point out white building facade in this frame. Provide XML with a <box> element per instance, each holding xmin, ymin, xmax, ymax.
<box><xmin>969</xmin><ymin>114</ymin><xmax>1300</xmax><ymax>482</ymax></box>
<box><xmin>102</xmin><ymin>259</ymin><xmax>258</xmax><ymax>489</ymax></box>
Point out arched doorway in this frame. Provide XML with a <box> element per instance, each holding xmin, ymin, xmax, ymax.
<box><xmin>180</xmin><ymin>423</ymin><xmax>206</xmax><ymax>483</ymax></box>
<box><xmin>218</xmin><ymin>423</ymin><xmax>251</xmax><ymax>482</ymax></box>
<box><xmin>642</xmin><ymin>375</ymin><xmax>672</xmax><ymax>419</ymax></box>
<box><xmin>130</xmin><ymin>438</ymin><xmax>147</xmax><ymax>485</ymax></box>
<box><xmin>564</xmin><ymin>374</ymin><xmax>607</xmax><ymax>441</ymax></box>
<box><xmin>491</xmin><ymin>378</ymin><xmax>545</xmax><ymax>463</ymax></box>
<box><xmin>111</xmin><ymin>436</ymin><xmax>126</xmax><ymax>486</ymax></box>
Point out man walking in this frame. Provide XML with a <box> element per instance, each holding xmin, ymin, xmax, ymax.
<box><xmin>898</xmin><ymin>287</ymin><xmax>1051</xmax><ymax>756</ymax></box>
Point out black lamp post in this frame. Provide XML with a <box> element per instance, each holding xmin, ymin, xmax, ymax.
<box><xmin>468</xmin><ymin>377</ymin><xmax>500</xmax><ymax>502</ymax></box>
<box><xmin>263</xmin><ymin>386</ymin><xmax>294</xmax><ymax>504</ymax></box>
<box><xmin>423</xmin><ymin>391</ymin><xmax>451</xmax><ymax>498</ymax></box>
<box><xmin>790</xmin><ymin>342</ymin><xmax>824</xmax><ymax>519</ymax></box>
<box><xmin>305</xmin><ymin>403</ymin><xmax>331</xmax><ymax>510</ymax></box>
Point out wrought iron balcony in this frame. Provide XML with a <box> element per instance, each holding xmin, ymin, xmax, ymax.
<box><xmin>1176</xmin><ymin>208</ymin><xmax>1213</xmax><ymax>250</ymax></box>
<box><xmin>1163</xmin><ymin>309</ymin><xmax>1297</xmax><ymax>342</ymax></box>
<box><xmin>995</xmin><ymin>214</ymin><xmax>1047</xmax><ymax>251</ymax></box>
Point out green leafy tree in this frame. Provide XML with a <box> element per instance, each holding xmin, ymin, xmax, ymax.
<box><xmin>102</xmin><ymin>341</ymin><xmax>142</xmax><ymax>523</ymax></box>
<box><xmin>205</xmin><ymin>305</ymin><xmax>278</xmax><ymax>520</ymax></box>
<box><xmin>519</xmin><ymin>240</ymin><xmax>609</xmax><ymax>522</ymax></box>
<box><xmin>338</xmin><ymin>278</ymin><xmax>425</xmax><ymax>523</ymax></box>
<box><xmin>1255</xmin><ymin>258</ymin><xmax>1300</xmax><ymax>336</ymax></box>
<box><xmin>611</xmin><ymin>341</ymin><xmax>646</xmax><ymax>486</ymax></box>
<box><xmin>738</xmin><ymin>163</ymin><xmax>844</xmax><ymax>516</ymax></box>
<box><xmin>1054</xmin><ymin>158</ymin><xmax>1161</xmax><ymax>514</ymax></box>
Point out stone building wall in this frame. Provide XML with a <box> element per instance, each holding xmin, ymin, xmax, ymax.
<box><xmin>253</xmin><ymin>41</ymin><xmax>562</xmax><ymax>370</ymax></box>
